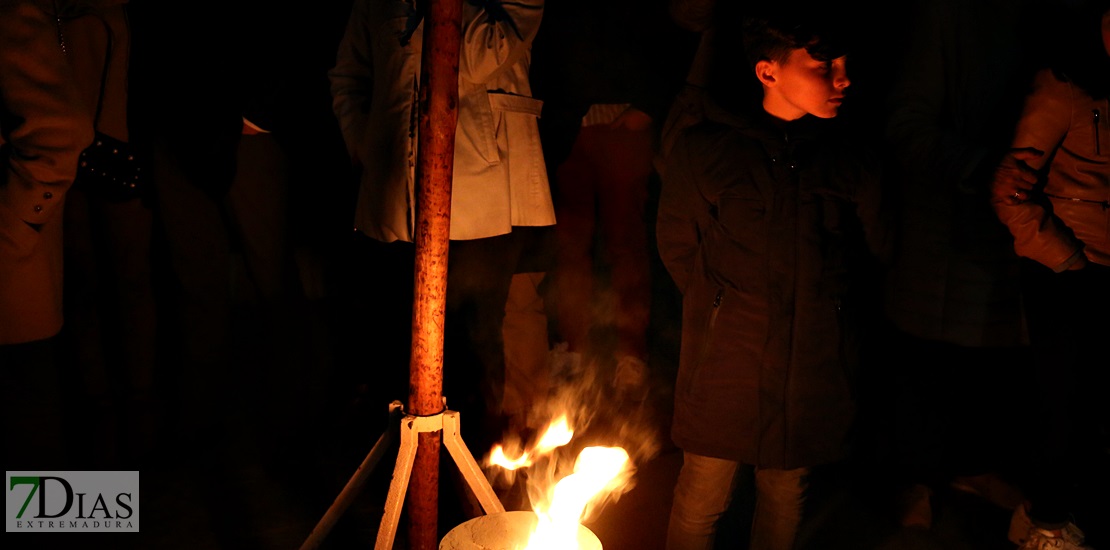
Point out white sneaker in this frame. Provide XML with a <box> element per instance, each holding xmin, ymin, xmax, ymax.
<box><xmin>1019</xmin><ymin>527</ymin><xmax>1093</xmax><ymax>550</ymax></box>
<box><xmin>1011</xmin><ymin>502</ymin><xmax>1092</xmax><ymax>550</ymax></box>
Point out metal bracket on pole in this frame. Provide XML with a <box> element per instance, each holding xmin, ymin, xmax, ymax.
<box><xmin>374</xmin><ymin>409</ymin><xmax>505</xmax><ymax>550</ymax></box>
<box><xmin>300</xmin><ymin>403</ymin><xmax>504</xmax><ymax>550</ymax></box>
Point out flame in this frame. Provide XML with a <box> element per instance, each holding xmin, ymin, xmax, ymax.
<box><xmin>485</xmin><ymin>364</ymin><xmax>662</xmax><ymax>550</ymax></box>
<box><xmin>534</xmin><ymin>415</ymin><xmax>573</xmax><ymax>453</ymax></box>
<box><xmin>524</xmin><ymin>446</ymin><xmax>630</xmax><ymax>550</ymax></box>
<box><xmin>488</xmin><ymin>415</ymin><xmax>575</xmax><ymax>471</ymax></box>
<box><xmin>489</xmin><ymin>444</ymin><xmax>533</xmax><ymax>470</ymax></box>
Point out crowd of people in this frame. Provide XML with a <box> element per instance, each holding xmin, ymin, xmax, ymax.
<box><xmin>2</xmin><ymin>0</ymin><xmax>1107</xmax><ymax>549</ymax></box>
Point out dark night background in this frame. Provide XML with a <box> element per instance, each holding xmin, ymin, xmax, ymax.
<box><xmin>4</xmin><ymin>1</ymin><xmax>1106</xmax><ymax>549</ymax></box>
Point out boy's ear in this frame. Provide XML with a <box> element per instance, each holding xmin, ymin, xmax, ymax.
<box><xmin>755</xmin><ymin>59</ymin><xmax>777</xmax><ymax>87</ymax></box>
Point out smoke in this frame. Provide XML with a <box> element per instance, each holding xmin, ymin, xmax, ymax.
<box><xmin>485</xmin><ymin>341</ymin><xmax>665</xmax><ymax>524</ymax></box>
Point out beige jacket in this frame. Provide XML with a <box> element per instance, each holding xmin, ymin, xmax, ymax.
<box><xmin>0</xmin><ymin>0</ymin><xmax>94</xmax><ymax>344</ymax></box>
<box><xmin>330</xmin><ymin>0</ymin><xmax>554</xmax><ymax>243</ymax></box>
<box><xmin>994</xmin><ymin>68</ymin><xmax>1110</xmax><ymax>270</ymax></box>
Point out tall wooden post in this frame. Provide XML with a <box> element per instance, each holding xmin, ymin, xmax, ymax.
<box><xmin>408</xmin><ymin>0</ymin><xmax>461</xmax><ymax>548</ymax></box>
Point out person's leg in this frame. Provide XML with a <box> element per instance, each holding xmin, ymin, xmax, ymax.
<box><xmin>225</xmin><ymin>132</ymin><xmax>316</xmax><ymax>458</ymax></box>
<box><xmin>592</xmin><ymin>124</ymin><xmax>654</xmax><ymax>398</ymax></box>
<box><xmin>1</xmin><ymin>338</ymin><xmax>68</xmax><ymax>471</ymax></box>
<box><xmin>96</xmin><ymin>197</ymin><xmax>159</xmax><ymax>466</ymax></box>
<box><xmin>1069</xmin><ymin>264</ymin><xmax>1110</xmax><ymax>546</ymax></box>
<box><xmin>445</xmin><ymin>232</ymin><xmax>522</xmax><ymax>452</ymax></box>
<box><xmin>226</xmin><ymin>133</ymin><xmax>300</xmax><ymax>305</ymax></box>
<box><xmin>1020</xmin><ymin>259</ymin><xmax>1078</xmax><ymax>528</ymax></box>
<box><xmin>593</xmin><ymin>125</ymin><xmax>654</xmax><ymax>365</ymax></box>
<box><xmin>501</xmin><ymin>270</ymin><xmax>551</xmax><ymax>429</ymax></box>
<box><xmin>946</xmin><ymin>341</ymin><xmax>1028</xmax><ymax>511</ymax></box>
<box><xmin>59</xmin><ymin>190</ymin><xmax>160</xmax><ymax>469</ymax></box>
<box><xmin>887</xmin><ymin>329</ymin><xmax>949</xmax><ymax>527</ymax></box>
<box><xmin>1021</xmin><ymin>260</ymin><xmax>1110</xmax><ymax>544</ymax></box>
<box><xmin>327</xmin><ymin>235</ymin><xmax>414</xmax><ymax>469</ymax></box>
<box><xmin>59</xmin><ymin>188</ymin><xmax>116</xmax><ymax>467</ymax></box>
<box><xmin>150</xmin><ymin>135</ymin><xmax>233</xmax><ymax>454</ymax></box>
<box><xmin>550</xmin><ymin>128</ymin><xmax>599</xmax><ymax>355</ymax></box>
<box><xmin>665</xmin><ymin>451</ymin><xmax>744</xmax><ymax>550</ymax></box>
<box><xmin>751</xmin><ymin>466</ymin><xmax>809</xmax><ymax>550</ymax></box>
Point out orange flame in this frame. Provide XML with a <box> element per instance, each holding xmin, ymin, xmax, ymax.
<box><xmin>534</xmin><ymin>415</ymin><xmax>573</xmax><ymax>453</ymax></box>
<box><xmin>488</xmin><ymin>444</ymin><xmax>532</xmax><ymax>470</ymax></box>
<box><xmin>486</xmin><ymin>363</ymin><xmax>660</xmax><ymax>549</ymax></box>
<box><xmin>487</xmin><ymin>414</ymin><xmax>575</xmax><ymax>471</ymax></box>
<box><xmin>524</xmin><ymin>446</ymin><xmax>630</xmax><ymax>550</ymax></box>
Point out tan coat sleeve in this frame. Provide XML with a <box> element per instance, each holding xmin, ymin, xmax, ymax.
<box><xmin>0</xmin><ymin>0</ymin><xmax>95</xmax><ymax>236</ymax></box>
<box><xmin>991</xmin><ymin>70</ymin><xmax>1080</xmax><ymax>271</ymax></box>
<box><xmin>328</xmin><ymin>0</ymin><xmax>375</xmax><ymax>166</ymax></box>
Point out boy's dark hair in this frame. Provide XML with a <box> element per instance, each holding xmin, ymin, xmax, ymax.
<box><xmin>741</xmin><ymin>7</ymin><xmax>849</xmax><ymax>73</ymax></box>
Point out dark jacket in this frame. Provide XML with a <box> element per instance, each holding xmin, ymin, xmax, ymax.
<box><xmin>882</xmin><ymin>0</ymin><xmax>1053</xmax><ymax>347</ymax></box>
<box><xmin>657</xmin><ymin>104</ymin><xmax>891</xmax><ymax>468</ymax></box>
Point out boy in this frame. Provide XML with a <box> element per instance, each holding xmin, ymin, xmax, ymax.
<box><xmin>657</xmin><ymin>8</ymin><xmax>891</xmax><ymax>550</ymax></box>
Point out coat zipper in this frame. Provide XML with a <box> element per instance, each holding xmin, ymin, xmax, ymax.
<box><xmin>1094</xmin><ymin>109</ymin><xmax>1101</xmax><ymax>156</ymax></box>
<box><xmin>697</xmin><ymin>289</ymin><xmax>723</xmax><ymax>361</ymax></box>
<box><xmin>689</xmin><ymin>289</ymin><xmax>724</xmax><ymax>396</ymax></box>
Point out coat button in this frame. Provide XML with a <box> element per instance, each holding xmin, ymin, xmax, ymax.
<box><xmin>43</xmin><ymin>191</ymin><xmax>53</xmax><ymax>200</ymax></box>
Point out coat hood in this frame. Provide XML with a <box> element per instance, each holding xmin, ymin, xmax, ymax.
<box><xmin>700</xmin><ymin>96</ymin><xmax>828</xmax><ymax>145</ymax></box>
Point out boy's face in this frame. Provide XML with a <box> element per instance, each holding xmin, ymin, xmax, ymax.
<box><xmin>757</xmin><ymin>47</ymin><xmax>850</xmax><ymax>121</ymax></box>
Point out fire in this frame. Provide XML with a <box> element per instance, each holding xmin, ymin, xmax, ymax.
<box><xmin>524</xmin><ymin>446</ymin><xmax>630</xmax><ymax>550</ymax></box>
<box><xmin>488</xmin><ymin>413</ymin><xmax>635</xmax><ymax>550</ymax></box>
<box><xmin>488</xmin><ymin>445</ymin><xmax>533</xmax><ymax>470</ymax></box>
<box><xmin>488</xmin><ymin>415</ymin><xmax>575</xmax><ymax>471</ymax></box>
<box><xmin>534</xmin><ymin>415</ymin><xmax>573</xmax><ymax>453</ymax></box>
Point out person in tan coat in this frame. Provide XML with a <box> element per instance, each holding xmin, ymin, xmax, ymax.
<box><xmin>330</xmin><ymin>0</ymin><xmax>554</xmax><ymax>455</ymax></box>
<box><xmin>1</xmin><ymin>0</ymin><xmax>95</xmax><ymax>470</ymax></box>
<box><xmin>0</xmin><ymin>0</ymin><xmax>94</xmax><ymax>346</ymax></box>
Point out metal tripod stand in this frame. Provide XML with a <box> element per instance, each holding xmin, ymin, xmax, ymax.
<box><xmin>299</xmin><ymin>400</ymin><xmax>504</xmax><ymax>550</ymax></box>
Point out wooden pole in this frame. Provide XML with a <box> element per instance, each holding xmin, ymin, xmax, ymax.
<box><xmin>408</xmin><ymin>0</ymin><xmax>461</xmax><ymax>548</ymax></box>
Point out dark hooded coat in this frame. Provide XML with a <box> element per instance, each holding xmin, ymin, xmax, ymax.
<box><xmin>657</xmin><ymin>104</ymin><xmax>891</xmax><ymax>468</ymax></box>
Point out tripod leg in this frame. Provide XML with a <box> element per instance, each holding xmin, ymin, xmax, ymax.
<box><xmin>299</xmin><ymin>429</ymin><xmax>393</xmax><ymax>549</ymax></box>
<box><xmin>375</xmin><ymin>414</ymin><xmax>421</xmax><ymax>550</ymax></box>
<box><xmin>443</xmin><ymin>410</ymin><xmax>505</xmax><ymax>515</ymax></box>
<box><xmin>300</xmin><ymin>401</ymin><xmax>404</xmax><ymax>550</ymax></box>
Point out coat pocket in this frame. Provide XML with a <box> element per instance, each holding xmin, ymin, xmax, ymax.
<box><xmin>685</xmin><ymin>287</ymin><xmax>723</xmax><ymax>398</ymax></box>
<box><xmin>456</xmin><ymin>91</ymin><xmax>544</xmax><ymax>170</ymax></box>
<box><xmin>457</xmin><ymin>91</ymin><xmax>502</xmax><ymax>166</ymax></box>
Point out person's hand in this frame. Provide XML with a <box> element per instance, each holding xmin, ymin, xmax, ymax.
<box><xmin>609</xmin><ymin>107</ymin><xmax>653</xmax><ymax>132</ymax></box>
<box><xmin>992</xmin><ymin>147</ymin><xmax>1043</xmax><ymax>204</ymax></box>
